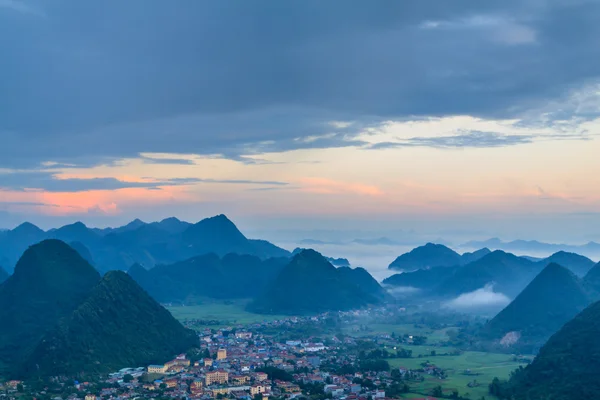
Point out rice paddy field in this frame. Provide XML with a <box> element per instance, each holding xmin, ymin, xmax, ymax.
<box><xmin>166</xmin><ymin>299</ymin><xmax>287</xmax><ymax>329</ymax></box>
<box><xmin>389</xmin><ymin>349</ymin><xmax>529</xmax><ymax>399</ymax></box>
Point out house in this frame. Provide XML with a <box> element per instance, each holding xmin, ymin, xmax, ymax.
<box><xmin>217</xmin><ymin>348</ymin><xmax>228</xmax><ymax>360</ymax></box>
<box><xmin>255</xmin><ymin>372</ymin><xmax>268</xmax><ymax>382</ymax></box>
<box><xmin>232</xmin><ymin>375</ymin><xmax>250</xmax><ymax>385</ymax></box>
<box><xmin>303</xmin><ymin>343</ymin><xmax>326</xmax><ymax>352</ymax></box>
<box><xmin>251</xmin><ymin>384</ymin><xmax>270</xmax><ymax>395</ymax></box>
<box><xmin>85</xmin><ymin>395</ymin><xmax>97</xmax><ymax>400</ymax></box>
<box><xmin>204</xmin><ymin>358</ymin><xmax>213</xmax><ymax>367</ymax></box>
<box><xmin>148</xmin><ymin>364</ymin><xmax>167</xmax><ymax>374</ymax></box>
<box><xmin>206</xmin><ymin>370</ymin><xmax>229</xmax><ymax>385</ymax></box>
<box><xmin>235</xmin><ymin>332</ymin><xmax>253</xmax><ymax>339</ymax></box>
<box><xmin>165</xmin><ymin>378</ymin><xmax>178</xmax><ymax>388</ymax></box>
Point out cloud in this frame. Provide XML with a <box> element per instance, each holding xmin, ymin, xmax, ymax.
<box><xmin>444</xmin><ymin>284</ymin><xmax>511</xmax><ymax>310</ymax></box>
<box><xmin>0</xmin><ymin>171</ymin><xmax>288</xmax><ymax>192</ymax></box>
<box><xmin>367</xmin><ymin>131</ymin><xmax>534</xmax><ymax>149</ymax></box>
<box><xmin>1</xmin><ymin>1</ymin><xmax>600</xmax><ymax>167</ymax></box>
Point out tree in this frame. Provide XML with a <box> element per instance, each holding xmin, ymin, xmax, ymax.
<box><xmin>123</xmin><ymin>374</ymin><xmax>134</xmax><ymax>383</ymax></box>
<box><xmin>431</xmin><ymin>385</ymin><xmax>443</xmax><ymax>397</ymax></box>
<box><xmin>17</xmin><ymin>384</ymin><xmax>24</xmax><ymax>392</ymax></box>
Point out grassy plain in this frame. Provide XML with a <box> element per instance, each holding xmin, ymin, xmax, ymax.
<box><xmin>389</xmin><ymin>350</ymin><xmax>529</xmax><ymax>399</ymax></box>
<box><xmin>343</xmin><ymin>323</ymin><xmax>457</xmax><ymax>344</ymax></box>
<box><xmin>166</xmin><ymin>299</ymin><xmax>287</xmax><ymax>328</ymax></box>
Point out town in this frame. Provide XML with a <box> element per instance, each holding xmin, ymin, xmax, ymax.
<box><xmin>1</xmin><ymin>308</ymin><xmax>463</xmax><ymax>400</ymax></box>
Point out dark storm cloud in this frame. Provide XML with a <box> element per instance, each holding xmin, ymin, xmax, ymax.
<box><xmin>1</xmin><ymin>0</ymin><xmax>600</xmax><ymax>167</ymax></box>
<box><xmin>0</xmin><ymin>172</ymin><xmax>288</xmax><ymax>192</ymax></box>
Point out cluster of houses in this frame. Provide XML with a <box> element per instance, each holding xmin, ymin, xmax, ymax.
<box><xmin>2</xmin><ymin>306</ymin><xmax>450</xmax><ymax>400</ymax></box>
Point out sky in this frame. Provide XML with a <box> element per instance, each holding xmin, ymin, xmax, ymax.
<box><xmin>2</xmin><ymin>0</ymin><xmax>600</xmax><ymax>243</ymax></box>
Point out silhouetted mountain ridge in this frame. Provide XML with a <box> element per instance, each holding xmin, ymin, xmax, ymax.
<box><xmin>248</xmin><ymin>249</ymin><xmax>384</xmax><ymax>315</ymax></box>
<box><xmin>0</xmin><ymin>215</ymin><xmax>289</xmax><ymax>273</ymax></box>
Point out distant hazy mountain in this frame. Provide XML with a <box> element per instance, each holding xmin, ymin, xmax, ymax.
<box><xmin>437</xmin><ymin>250</ymin><xmax>541</xmax><ymax>298</ymax></box>
<box><xmin>21</xmin><ymin>271</ymin><xmax>197</xmax><ymax>378</ymax></box>
<box><xmin>535</xmin><ymin>251</ymin><xmax>595</xmax><ymax>277</ymax></box>
<box><xmin>388</xmin><ymin>243</ymin><xmax>491</xmax><ymax>271</ymax></box>
<box><xmin>481</xmin><ymin>263</ymin><xmax>589</xmax><ymax>353</ymax></box>
<box><xmin>292</xmin><ymin>248</ymin><xmax>350</xmax><ymax>266</ymax></box>
<box><xmin>0</xmin><ymin>214</ymin><xmax>289</xmax><ymax>273</ymax></box>
<box><xmin>460</xmin><ymin>248</ymin><xmax>492</xmax><ymax>264</ymax></box>
<box><xmin>352</xmin><ymin>237</ymin><xmax>399</xmax><ymax>246</ymax></box>
<box><xmin>248</xmin><ymin>249</ymin><xmax>383</xmax><ymax>314</ymax></box>
<box><xmin>463</xmin><ymin>237</ymin><xmax>600</xmax><ymax>256</ymax></box>
<box><xmin>383</xmin><ymin>265</ymin><xmax>461</xmax><ymax>290</ymax></box>
<box><xmin>182</xmin><ymin>214</ymin><xmax>289</xmax><ymax>259</ymax></box>
<box><xmin>299</xmin><ymin>239</ymin><xmax>341</xmax><ymax>245</ymax></box>
<box><xmin>129</xmin><ymin>253</ymin><xmax>289</xmax><ymax>302</ymax></box>
<box><xmin>498</xmin><ymin>300</ymin><xmax>600</xmax><ymax>399</ymax></box>
<box><xmin>0</xmin><ymin>222</ymin><xmax>46</xmax><ymax>273</ymax></box>
<box><xmin>389</xmin><ymin>243</ymin><xmax>463</xmax><ymax>270</ymax></box>
<box><xmin>0</xmin><ymin>266</ymin><xmax>8</xmax><ymax>284</ymax></box>
<box><xmin>0</xmin><ymin>240</ymin><xmax>101</xmax><ymax>365</ymax></box>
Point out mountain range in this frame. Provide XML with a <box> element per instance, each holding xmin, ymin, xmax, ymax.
<box><xmin>128</xmin><ymin>253</ymin><xmax>289</xmax><ymax>302</ymax></box>
<box><xmin>0</xmin><ymin>215</ymin><xmax>289</xmax><ymax>274</ymax></box>
<box><xmin>481</xmin><ymin>263</ymin><xmax>590</xmax><ymax>353</ymax></box>
<box><xmin>497</xmin><ymin>299</ymin><xmax>600</xmax><ymax>399</ymax></box>
<box><xmin>0</xmin><ymin>240</ymin><xmax>197</xmax><ymax>378</ymax></box>
<box><xmin>383</xmin><ymin>246</ymin><xmax>597</xmax><ymax>299</ymax></box>
<box><xmin>462</xmin><ymin>237</ymin><xmax>600</xmax><ymax>256</ymax></box>
<box><xmin>247</xmin><ymin>249</ymin><xmax>386</xmax><ymax>315</ymax></box>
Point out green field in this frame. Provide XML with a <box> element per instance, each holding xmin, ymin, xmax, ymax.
<box><xmin>388</xmin><ymin>350</ymin><xmax>529</xmax><ymax>399</ymax></box>
<box><xmin>167</xmin><ymin>299</ymin><xmax>287</xmax><ymax>328</ymax></box>
<box><xmin>344</xmin><ymin>323</ymin><xmax>456</xmax><ymax>344</ymax></box>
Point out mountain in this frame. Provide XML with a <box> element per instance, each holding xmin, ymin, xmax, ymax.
<box><xmin>462</xmin><ymin>237</ymin><xmax>600</xmax><ymax>257</ymax></box>
<box><xmin>0</xmin><ymin>215</ymin><xmax>289</xmax><ymax>273</ymax></box>
<box><xmin>498</xmin><ymin>300</ymin><xmax>600</xmax><ymax>399</ymax></box>
<box><xmin>292</xmin><ymin>248</ymin><xmax>350</xmax><ymax>266</ymax></box>
<box><xmin>327</xmin><ymin>257</ymin><xmax>350</xmax><ymax>267</ymax></box>
<box><xmin>128</xmin><ymin>253</ymin><xmax>289</xmax><ymax>302</ymax></box>
<box><xmin>389</xmin><ymin>243</ymin><xmax>463</xmax><ymax>270</ymax></box>
<box><xmin>0</xmin><ymin>240</ymin><xmax>101</xmax><ymax>365</ymax></box>
<box><xmin>149</xmin><ymin>217</ymin><xmax>191</xmax><ymax>234</ymax></box>
<box><xmin>337</xmin><ymin>266</ymin><xmax>391</xmax><ymax>301</ymax></box>
<box><xmin>460</xmin><ymin>248</ymin><xmax>491</xmax><ymax>264</ymax></box>
<box><xmin>481</xmin><ymin>263</ymin><xmax>589</xmax><ymax>352</ymax></box>
<box><xmin>182</xmin><ymin>215</ymin><xmax>290</xmax><ymax>259</ymax></box>
<box><xmin>537</xmin><ymin>251</ymin><xmax>595</xmax><ymax>277</ymax></box>
<box><xmin>383</xmin><ymin>265</ymin><xmax>461</xmax><ymax>290</ymax></box>
<box><xmin>49</xmin><ymin>222</ymin><xmax>100</xmax><ymax>245</ymax></box>
<box><xmin>0</xmin><ymin>266</ymin><xmax>8</xmax><ymax>283</ymax></box>
<box><xmin>436</xmin><ymin>250</ymin><xmax>540</xmax><ymax>297</ymax></box>
<box><xmin>69</xmin><ymin>241</ymin><xmax>95</xmax><ymax>267</ymax></box>
<box><xmin>0</xmin><ymin>222</ymin><xmax>46</xmax><ymax>272</ymax></box>
<box><xmin>20</xmin><ymin>271</ymin><xmax>198</xmax><ymax>378</ymax></box>
<box><xmin>582</xmin><ymin>262</ymin><xmax>600</xmax><ymax>298</ymax></box>
<box><xmin>248</xmin><ymin>249</ymin><xmax>382</xmax><ymax>315</ymax></box>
